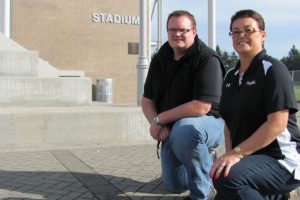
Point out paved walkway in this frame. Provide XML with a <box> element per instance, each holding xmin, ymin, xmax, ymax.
<box><xmin>0</xmin><ymin>144</ymin><xmax>188</xmax><ymax>200</ymax></box>
<box><xmin>0</xmin><ymin>144</ymin><xmax>298</xmax><ymax>200</ymax></box>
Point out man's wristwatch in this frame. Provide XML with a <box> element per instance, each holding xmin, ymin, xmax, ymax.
<box><xmin>152</xmin><ymin>116</ymin><xmax>162</xmax><ymax>125</ymax></box>
<box><xmin>233</xmin><ymin>146</ymin><xmax>247</xmax><ymax>159</ymax></box>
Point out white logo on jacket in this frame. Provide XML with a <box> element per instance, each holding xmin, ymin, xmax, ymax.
<box><xmin>225</xmin><ymin>83</ymin><xmax>231</xmax><ymax>88</ymax></box>
<box><xmin>246</xmin><ymin>80</ymin><xmax>256</xmax><ymax>86</ymax></box>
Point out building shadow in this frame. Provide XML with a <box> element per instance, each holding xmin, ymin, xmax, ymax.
<box><xmin>0</xmin><ymin>170</ymin><xmax>186</xmax><ymax>200</ymax></box>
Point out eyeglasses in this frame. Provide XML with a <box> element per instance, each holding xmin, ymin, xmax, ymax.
<box><xmin>167</xmin><ymin>28</ymin><xmax>192</xmax><ymax>34</ymax></box>
<box><xmin>229</xmin><ymin>27</ymin><xmax>260</xmax><ymax>38</ymax></box>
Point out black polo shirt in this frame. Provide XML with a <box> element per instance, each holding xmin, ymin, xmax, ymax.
<box><xmin>220</xmin><ymin>50</ymin><xmax>300</xmax><ymax>160</ymax></box>
<box><xmin>143</xmin><ymin>36</ymin><xmax>224</xmax><ymax>118</ymax></box>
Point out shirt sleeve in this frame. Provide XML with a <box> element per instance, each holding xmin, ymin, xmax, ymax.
<box><xmin>264</xmin><ymin>62</ymin><xmax>298</xmax><ymax>115</ymax></box>
<box><xmin>193</xmin><ymin>56</ymin><xmax>224</xmax><ymax>104</ymax></box>
<box><xmin>143</xmin><ymin>55</ymin><xmax>157</xmax><ymax>99</ymax></box>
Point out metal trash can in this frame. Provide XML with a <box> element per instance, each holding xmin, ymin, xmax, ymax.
<box><xmin>96</xmin><ymin>78</ymin><xmax>113</xmax><ymax>103</ymax></box>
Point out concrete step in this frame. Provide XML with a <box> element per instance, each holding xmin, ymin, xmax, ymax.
<box><xmin>0</xmin><ymin>33</ymin><xmax>85</xmax><ymax>78</ymax></box>
<box><xmin>0</xmin><ymin>77</ymin><xmax>92</xmax><ymax>106</ymax></box>
<box><xmin>0</xmin><ymin>51</ymin><xmax>39</xmax><ymax>76</ymax></box>
<box><xmin>0</xmin><ymin>103</ymin><xmax>151</xmax><ymax>151</ymax></box>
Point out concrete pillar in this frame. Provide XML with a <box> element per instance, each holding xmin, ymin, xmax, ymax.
<box><xmin>157</xmin><ymin>0</ymin><xmax>162</xmax><ymax>49</ymax></box>
<box><xmin>0</xmin><ymin>0</ymin><xmax>10</xmax><ymax>37</ymax></box>
<box><xmin>136</xmin><ymin>0</ymin><xmax>150</xmax><ymax>106</ymax></box>
<box><xmin>208</xmin><ymin>0</ymin><xmax>216</xmax><ymax>49</ymax></box>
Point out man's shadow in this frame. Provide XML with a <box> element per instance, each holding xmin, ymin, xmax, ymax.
<box><xmin>0</xmin><ymin>170</ymin><xmax>186</xmax><ymax>200</ymax></box>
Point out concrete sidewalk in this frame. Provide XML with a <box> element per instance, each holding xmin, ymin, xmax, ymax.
<box><xmin>0</xmin><ymin>144</ymin><xmax>299</xmax><ymax>200</ymax></box>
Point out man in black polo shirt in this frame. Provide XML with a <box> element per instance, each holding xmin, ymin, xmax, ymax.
<box><xmin>141</xmin><ymin>10</ymin><xmax>225</xmax><ymax>199</ymax></box>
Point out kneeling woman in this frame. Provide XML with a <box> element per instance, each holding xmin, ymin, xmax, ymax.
<box><xmin>210</xmin><ymin>9</ymin><xmax>300</xmax><ymax>200</ymax></box>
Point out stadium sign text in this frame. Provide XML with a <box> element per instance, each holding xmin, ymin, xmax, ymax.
<box><xmin>92</xmin><ymin>12</ymin><xmax>140</xmax><ymax>25</ymax></box>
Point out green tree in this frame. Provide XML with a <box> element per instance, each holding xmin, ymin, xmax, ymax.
<box><xmin>281</xmin><ymin>45</ymin><xmax>300</xmax><ymax>71</ymax></box>
<box><xmin>216</xmin><ymin>45</ymin><xmax>239</xmax><ymax>72</ymax></box>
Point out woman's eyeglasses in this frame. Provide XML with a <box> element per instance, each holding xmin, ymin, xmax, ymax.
<box><xmin>229</xmin><ymin>27</ymin><xmax>260</xmax><ymax>38</ymax></box>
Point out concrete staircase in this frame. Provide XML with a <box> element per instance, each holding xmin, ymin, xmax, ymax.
<box><xmin>0</xmin><ymin>34</ymin><xmax>91</xmax><ymax>107</ymax></box>
<box><xmin>0</xmin><ymin>32</ymin><xmax>151</xmax><ymax>151</ymax></box>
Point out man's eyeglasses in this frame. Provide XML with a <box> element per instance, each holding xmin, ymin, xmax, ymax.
<box><xmin>167</xmin><ymin>28</ymin><xmax>192</xmax><ymax>34</ymax></box>
<box><xmin>229</xmin><ymin>27</ymin><xmax>260</xmax><ymax>38</ymax></box>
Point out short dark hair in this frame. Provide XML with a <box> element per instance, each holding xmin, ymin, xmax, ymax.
<box><xmin>166</xmin><ymin>10</ymin><xmax>196</xmax><ymax>30</ymax></box>
<box><xmin>230</xmin><ymin>9</ymin><xmax>265</xmax><ymax>31</ymax></box>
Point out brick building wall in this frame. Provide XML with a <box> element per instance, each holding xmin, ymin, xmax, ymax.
<box><xmin>10</xmin><ymin>0</ymin><xmax>141</xmax><ymax>104</ymax></box>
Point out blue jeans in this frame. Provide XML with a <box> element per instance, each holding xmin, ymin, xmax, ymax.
<box><xmin>213</xmin><ymin>155</ymin><xmax>300</xmax><ymax>200</ymax></box>
<box><xmin>161</xmin><ymin>115</ymin><xmax>224</xmax><ymax>200</ymax></box>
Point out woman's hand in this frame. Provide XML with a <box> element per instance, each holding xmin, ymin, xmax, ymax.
<box><xmin>209</xmin><ymin>150</ymin><xmax>243</xmax><ymax>179</ymax></box>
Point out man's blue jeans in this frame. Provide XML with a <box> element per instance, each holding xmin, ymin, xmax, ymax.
<box><xmin>160</xmin><ymin>115</ymin><xmax>224</xmax><ymax>200</ymax></box>
<box><xmin>213</xmin><ymin>155</ymin><xmax>300</xmax><ymax>200</ymax></box>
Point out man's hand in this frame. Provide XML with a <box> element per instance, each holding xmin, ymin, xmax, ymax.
<box><xmin>158</xmin><ymin>126</ymin><xmax>170</xmax><ymax>141</ymax></box>
<box><xmin>149</xmin><ymin>123</ymin><xmax>162</xmax><ymax>141</ymax></box>
<box><xmin>149</xmin><ymin>124</ymin><xmax>170</xmax><ymax>141</ymax></box>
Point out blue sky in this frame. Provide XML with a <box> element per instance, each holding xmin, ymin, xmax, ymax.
<box><xmin>151</xmin><ymin>0</ymin><xmax>300</xmax><ymax>59</ymax></box>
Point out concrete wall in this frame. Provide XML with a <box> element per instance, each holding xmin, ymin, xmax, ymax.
<box><xmin>0</xmin><ymin>104</ymin><xmax>152</xmax><ymax>151</ymax></box>
<box><xmin>10</xmin><ymin>0</ymin><xmax>140</xmax><ymax>104</ymax></box>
